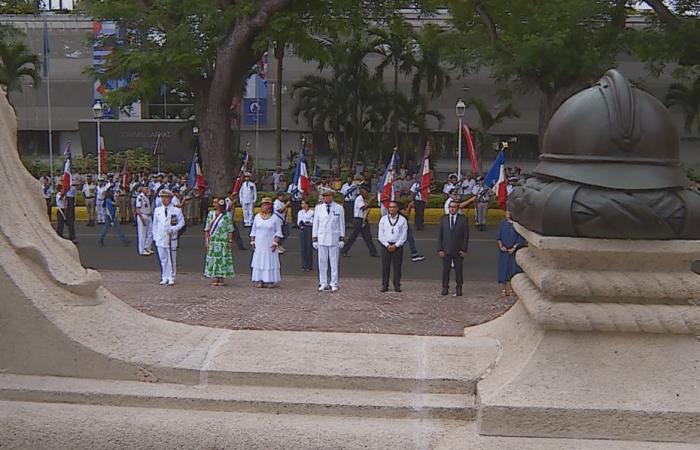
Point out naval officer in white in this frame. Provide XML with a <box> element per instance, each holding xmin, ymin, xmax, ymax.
<box><xmin>239</xmin><ymin>172</ymin><xmax>257</xmax><ymax>227</ymax></box>
<box><xmin>152</xmin><ymin>189</ymin><xmax>185</xmax><ymax>285</ymax></box>
<box><xmin>312</xmin><ymin>189</ymin><xmax>345</xmax><ymax>292</ymax></box>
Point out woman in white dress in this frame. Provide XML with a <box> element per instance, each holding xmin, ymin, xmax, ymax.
<box><xmin>250</xmin><ymin>197</ymin><xmax>283</xmax><ymax>288</ymax></box>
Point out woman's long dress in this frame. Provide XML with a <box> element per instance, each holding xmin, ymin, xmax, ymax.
<box><xmin>496</xmin><ymin>219</ymin><xmax>525</xmax><ymax>283</ymax></box>
<box><xmin>204</xmin><ymin>210</ymin><xmax>235</xmax><ymax>278</ymax></box>
<box><xmin>250</xmin><ymin>213</ymin><xmax>283</xmax><ymax>283</ymax></box>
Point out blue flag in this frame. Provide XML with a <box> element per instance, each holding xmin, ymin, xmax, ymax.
<box><xmin>483</xmin><ymin>150</ymin><xmax>505</xmax><ymax>189</ymax></box>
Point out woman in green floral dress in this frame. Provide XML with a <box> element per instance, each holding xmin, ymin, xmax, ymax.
<box><xmin>204</xmin><ymin>197</ymin><xmax>235</xmax><ymax>286</ymax></box>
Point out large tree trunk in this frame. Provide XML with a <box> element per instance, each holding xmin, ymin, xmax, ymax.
<box><xmin>274</xmin><ymin>43</ymin><xmax>284</xmax><ymax>167</ymax></box>
<box><xmin>194</xmin><ymin>0</ymin><xmax>294</xmax><ymax>193</ymax></box>
<box><xmin>393</xmin><ymin>63</ymin><xmax>399</xmax><ymax>148</ymax></box>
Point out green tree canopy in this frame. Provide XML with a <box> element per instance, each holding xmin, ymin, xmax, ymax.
<box><xmin>0</xmin><ymin>24</ymin><xmax>40</xmax><ymax>107</ymax></box>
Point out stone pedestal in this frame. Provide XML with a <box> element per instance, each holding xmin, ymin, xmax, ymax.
<box><xmin>466</xmin><ymin>224</ymin><xmax>700</xmax><ymax>445</ymax></box>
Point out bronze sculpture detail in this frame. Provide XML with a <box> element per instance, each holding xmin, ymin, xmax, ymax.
<box><xmin>509</xmin><ymin>69</ymin><xmax>700</xmax><ymax>239</ymax></box>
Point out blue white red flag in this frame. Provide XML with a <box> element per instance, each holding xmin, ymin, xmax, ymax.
<box><xmin>188</xmin><ymin>151</ymin><xmax>206</xmax><ymax>190</ymax></box>
<box><xmin>293</xmin><ymin>151</ymin><xmax>310</xmax><ymax>195</ymax></box>
<box><xmin>484</xmin><ymin>145</ymin><xmax>508</xmax><ymax>209</ymax></box>
<box><xmin>231</xmin><ymin>151</ymin><xmax>249</xmax><ymax>195</ymax></box>
<box><xmin>378</xmin><ymin>150</ymin><xmax>399</xmax><ymax>208</ymax></box>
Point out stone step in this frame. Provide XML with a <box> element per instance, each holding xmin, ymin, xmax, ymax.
<box><xmin>0</xmin><ymin>374</ymin><xmax>476</xmax><ymax>420</ymax></box>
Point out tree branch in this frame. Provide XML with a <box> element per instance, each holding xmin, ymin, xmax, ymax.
<box><xmin>475</xmin><ymin>2</ymin><xmax>498</xmax><ymax>44</ymax></box>
<box><xmin>643</xmin><ymin>0</ymin><xmax>681</xmax><ymax>31</ymax></box>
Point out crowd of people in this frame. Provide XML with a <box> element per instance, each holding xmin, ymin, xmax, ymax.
<box><xmin>39</xmin><ymin>164</ymin><xmax>527</xmax><ymax>298</ymax></box>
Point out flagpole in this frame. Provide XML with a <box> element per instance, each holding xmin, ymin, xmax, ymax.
<box><xmin>254</xmin><ymin>76</ymin><xmax>259</xmax><ymax>172</ymax></box>
<box><xmin>44</xmin><ymin>15</ymin><xmax>54</xmax><ymax>186</ymax></box>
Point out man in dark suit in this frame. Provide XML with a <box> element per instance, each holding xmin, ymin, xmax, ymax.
<box><xmin>438</xmin><ymin>201</ymin><xmax>470</xmax><ymax>296</ymax></box>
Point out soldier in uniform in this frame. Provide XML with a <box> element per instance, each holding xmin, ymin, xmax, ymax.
<box><xmin>95</xmin><ymin>176</ymin><xmax>109</xmax><ymax>225</ymax></box>
<box><xmin>312</xmin><ymin>188</ymin><xmax>345</xmax><ymax>292</ymax></box>
<box><xmin>340</xmin><ymin>175</ymin><xmax>359</xmax><ymax>228</ymax></box>
<box><xmin>287</xmin><ymin>182</ymin><xmax>303</xmax><ymax>228</ymax></box>
<box><xmin>472</xmin><ymin>176</ymin><xmax>491</xmax><ymax>231</ymax></box>
<box><xmin>135</xmin><ymin>186</ymin><xmax>154</xmax><ymax>255</ymax></box>
<box><xmin>41</xmin><ymin>176</ymin><xmax>53</xmax><ymax>219</ymax></box>
<box><xmin>342</xmin><ymin>184</ymin><xmax>378</xmax><ymax>258</ymax></box>
<box><xmin>82</xmin><ymin>175</ymin><xmax>97</xmax><ymax>226</ymax></box>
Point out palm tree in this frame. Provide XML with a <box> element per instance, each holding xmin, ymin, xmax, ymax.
<box><xmin>0</xmin><ymin>26</ymin><xmax>40</xmax><ymax>108</ymax></box>
<box><xmin>666</xmin><ymin>76</ymin><xmax>700</xmax><ymax>136</ymax></box>
<box><xmin>411</xmin><ymin>24</ymin><xmax>451</xmax><ymax>99</ymax></box>
<box><xmin>370</xmin><ymin>16</ymin><xmax>417</xmax><ymax>147</ymax></box>
<box><xmin>395</xmin><ymin>92</ymin><xmax>444</xmax><ymax>161</ymax></box>
<box><xmin>464</xmin><ymin>96</ymin><xmax>520</xmax><ymax>160</ymax></box>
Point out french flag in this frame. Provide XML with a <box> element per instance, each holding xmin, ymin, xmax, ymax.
<box><xmin>188</xmin><ymin>151</ymin><xmax>206</xmax><ymax>190</ymax></box>
<box><xmin>379</xmin><ymin>150</ymin><xmax>399</xmax><ymax>208</ymax></box>
<box><xmin>293</xmin><ymin>150</ymin><xmax>310</xmax><ymax>195</ymax></box>
<box><xmin>60</xmin><ymin>143</ymin><xmax>72</xmax><ymax>195</ymax></box>
<box><xmin>483</xmin><ymin>146</ymin><xmax>508</xmax><ymax>209</ymax></box>
<box><xmin>419</xmin><ymin>139</ymin><xmax>432</xmax><ymax>201</ymax></box>
<box><xmin>231</xmin><ymin>151</ymin><xmax>249</xmax><ymax>195</ymax></box>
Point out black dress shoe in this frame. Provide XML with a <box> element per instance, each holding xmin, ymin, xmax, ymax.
<box><xmin>394</xmin><ymin>287</ymin><xmax>402</xmax><ymax>293</ymax></box>
<box><xmin>380</xmin><ymin>287</ymin><xmax>389</xmax><ymax>293</ymax></box>
<box><xmin>370</xmin><ymin>254</ymin><xmax>379</xmax><ymax>258</ymax></box>
<box><xmin>441</xmin><ymin>288</ymin><xmax>448</xmax><ymax>296</ymax></box>
<box><xmin>455</xmin><ymin>289</ymin><xmax>463</xmax><ymax>297</ymax></box>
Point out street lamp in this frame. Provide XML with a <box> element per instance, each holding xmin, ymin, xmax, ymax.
<box><xmin>92</xmin><ymin>101</ymin><xmax>103</xmax><ymax>175</ymax></box>
<box><xmin>455</xmin><ymin>98</ymin><xmax>466</xmax><ymax>179</ymax></box>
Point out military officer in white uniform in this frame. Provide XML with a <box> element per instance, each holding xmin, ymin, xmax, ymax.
<box><xmin>135</xmin><ymin>186</ymin><xmax>154</xmax><ymax>255</ymax></box>
<box><xmin>152</xmin><ymin>189</ymin><xmax>185</xmax><ymax>285</ymax></box>
<box><xmin>96</xmin><ymin>176</ymin><xmax>110</xmax><ymax>224</ymax></box>
<box><xmin>239</xmin><ymin>172</ymin><xmax>257</xmax><ymax>227</ymax></box>
<box><xmin>82</xmin><ymin>175</ymin><xmax>97</xmax><ymax>226</ymax></box>
<box><xmin>312</xmin><ymin>189</ymin><xmax>345</xmax><ymax>292</ymax></box>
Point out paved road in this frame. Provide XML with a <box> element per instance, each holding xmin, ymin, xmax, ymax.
<box><xmin>76</xmin><ymin>222</ymin><xmax>502</xmax><ymax>283</ymax></box>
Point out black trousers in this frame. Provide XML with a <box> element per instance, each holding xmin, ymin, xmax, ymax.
<box><xmin>343</xmin><ymin>218</ymin><xmax>377</xmax><ymax>256</ymax></box>
<box><xmin>56</xmin><ymin>209</ymin><xmax>66</xmax><ymax>237</ymax></box>
<box><xmin>45</xmin><ymin>198</ymin><xmax>52</xmax><ymax>219</ymax></box>
<box><xmin>381</xmin><ymin>245</ymin><xmax>404</xmax><ymax>289</ymax></box>
<box><xmin>291</xmin><ymin>201</ymin><xmax>301</xmax><ymax>227</ymax></box>
<box><xmin>414</xmin><ymin>200</ymin><xmax>425</xmax><ymax>230</ymax></box>
<box><xmin>344</xmin><ymin>201</ymin><xmax>354</xmax><ymax>227</ymax></box>
<box><xmin>65</xmin><ymin>197</ymin><xmax>76</xmax><ymax>240</ymax></box>
<box><xmin>442</xmin><ymin>255</ymin><xmax>464</xmax><ymax>289</ymax></box>
<box><xmin>299</xmin><ymin>225</ymin><xmax>313</xmax><ymax>270</ymax></box>
<box><xmin>232</xmin><ymin>221</ymin><xmax>245</xmax><ymax>250</ymax></box>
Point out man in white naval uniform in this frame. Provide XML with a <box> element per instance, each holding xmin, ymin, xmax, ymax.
<box><xmin>312</xmin><ymin>189</ymin><xmax>345</xmax><ymax>292</ymax></box>
<box><xmin>96</xmin><ymin>176</ymin><xmax>110</xmax><ymax>224</ymax></box>
<box><xmin>135</xmin><ymin>186</ymin><xmax>154</xmax><ymax>255</ymax></box>
<box><xmin>152</xmin><ymin>190</ymin><xmax>185</xmax><ymax>285</ymax></box>
<box><xmin>239</xmin><ymin>172</ymin><xmax>257</xmax><ymax>227</ymax></box>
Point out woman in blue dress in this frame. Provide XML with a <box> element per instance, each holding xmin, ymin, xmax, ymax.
<box><xmin>496</xmin><ymin>210</ymin><xmax>525</xmax><ymax>297</ymax></box>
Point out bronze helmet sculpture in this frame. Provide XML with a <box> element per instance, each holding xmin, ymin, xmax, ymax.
<box><xmin>509</xmin><ymin>69</ymin><xmax>700</xmax><ymax>239</ymax></box>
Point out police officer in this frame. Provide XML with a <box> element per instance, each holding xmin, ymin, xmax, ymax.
<box><xmin>312</xmin><ymin>188</ymin><xmax>345</xmax><ymax>292</ymax></box>
<box><xmin>378</xmin><ymin>201</ymin><xmax>408</xmax><ymax>293</ymax></box>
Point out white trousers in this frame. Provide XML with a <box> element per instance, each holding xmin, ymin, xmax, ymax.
<box><xmin>96</xmin><ymin>200</ymin><xmax>105</xmax><ymax>223</ymax></box>
<box><xmin>170</xmin><ymin>239</ymin><xmax>178</xmax><ymax>278</ymax></box>
<box><xmin>242</xmin><ymin>203</ymin><xmax>254</xmax><ymax>225</ymax></box>
<box><xmin>318</xmin><ymin>245</ymin><xmax>340</xmax><ymax>288</ymax></box>
<box><xmin>137</xmin><ymin>215</ymin><xmax>153</xmax><ymax>254</ymax></box>
<box><xmin>156</xmin><ymin>246</ymin><xmax>173</xmax><ymax>283</ymax></box>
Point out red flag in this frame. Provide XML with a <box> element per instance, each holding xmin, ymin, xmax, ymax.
<box><xmin>461</xmin><ymin>124</ymin><xmax>479</xmax><ymax>175</ymax></box>
<box><xmin>495</xmin><ymin>164</ymin><xmax>508</xmax><ymax>210</ymax></box>
<box><xmin>419</xmin><ymin>139</ymin><xmax>432</xmax><ymax>201</ymax></box>
<box><xmin>231</xmin><ymin>151</ymin><xmax>249</xmax><ymax>195</ymax></box>
<box><xmin>60</xmin><ymin>144</ymin><xmax>72</xmax><ymax>195</ymax></box>
<box><xmin>379</xmin><ymin>150</ymin><xmax>399</xmax><ymax>208</ymax></box>
<box><xmin>98</xmin><ymin>135</ymin><xmax>107</xmax><ymax>175</ymax></box>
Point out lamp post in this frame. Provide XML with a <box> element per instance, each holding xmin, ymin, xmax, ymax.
<box><xmin>455</xmin><ymin>98</ymin><xmax>466</xmax><ymax>179</ymax></box>
<box><xmin>92</xmin><ymin>101</ymin><xmax>103</xmax><ymax>175</ymax></box>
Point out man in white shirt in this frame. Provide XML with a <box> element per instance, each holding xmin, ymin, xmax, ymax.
<box><xmin>273</xmin><ymin>191</ymin><xmax>290</xmax><ymax>254</ymax></box>
<box><xmin>409</xmin><ymin>178</ymin><xmax>425</xmax><ymax>230</ymax></box>
<box><xmin>442</xmin><ymin>174</ymin><xmax>458</xmax><ymax>195</ymax></box>
<box><xmin>95</xmin><ymin>176</ymin><xmax>109</xmax><ymax>224</ymax></box>
<box><xmin>82</xmin><ymin>175</ymin><xmax>97</xmax><ymax>226</ymax></box>
<box><xmin>55</xmin><ymin>191</ymin><xmax>67</xmax><ymax>238</ymax></box>
<box><xmin>135</xmin><ymin>186</ymin><xmax>154</xmax><ymax>255</ymax></box>
<box><xmin>41</xmin><ymin>176</ymin><xmax>53</xmax><ymax>219</ymax></box>
<box><xmin>239</xmin><ymin>172</ymin><xmax>257</xmax><ymax>227</ymax></box>
<box><xmin>272</xmin><ymin>168</ymin><xmax>283</xmax><ymax>192</ymax></box>
<box><xmin>152</xmin><ymin>190</ymin><xmax>185</xmax><ymax>285</ymax></box>
<box><xmin>340</xmin><ymin>175</ymin><xmax>359</xmax><ymax>227</ymax></box>
<box><xmin>461</xmin><ymin>174</ymin><xmax>476</xmax><ymax>196</ymax></box>
<box><xmin>444</xmin><ymin>188</ymin><xmax>476</xmax><ymax>215</ymax></box>
<box><xmin>342</xmin><ymin>184</ymin><xmax>378</xmax><ymax>258</ymax></box>
<box><xmin>472</xmin><ymin>176</ymin><xmax>491</xmax><ymax>231</ymax></box>
<box><xmin>312</xmin><ymin>188</ymin><xmax>345</xmax><ymax>292</ymax></box>
<box><xmin>378</xmin><ymin>201</ymin><xmax>408</xmax><ymax>293</ymax></box>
